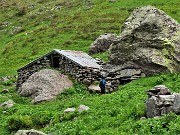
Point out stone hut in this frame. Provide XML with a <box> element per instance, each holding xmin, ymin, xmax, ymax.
<box><xmin>17</xmin><ymin>49</ymin><xmax>102</xmax><ymax>90</ymax></box>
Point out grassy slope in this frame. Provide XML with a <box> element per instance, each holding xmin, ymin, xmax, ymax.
<box><xmin>0</xmin><ymin>0</ymin><xmax>180</xmax><ymax>76</ymax></box>
<box><xmin>0</xmin><ymin>0</ymin><xmax>180</xmax><ymax>135</ymax></box>
<box><xmin>0</xmin><ymin>74</ymin><xmax>180</xmax><ymax>135</ymax></box>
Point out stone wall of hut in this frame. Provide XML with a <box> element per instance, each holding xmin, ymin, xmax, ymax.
<box><xmin>17</xmin><ymin>53</ymin><xmax>144</xmax><ymax>92</ymax></box>
<box><xmin>16</xmin><ymin>58</ymin><xmax>51</xmax><ymax>89</ymax></box>
<box><xmin>16</xmin><ymin>54</ymin><xmax>102</xmax><ymax>90</ymax></box>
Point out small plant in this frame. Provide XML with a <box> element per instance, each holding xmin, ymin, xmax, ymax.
<box><xmin>2</xmin><ymin>80</ymin><xmax>13</xmax><ymax>86</ymax></box>
<box><xmin>7</xmin><ymin>115</ymin><xmax>33</xmax><ymax>131</ymax></box>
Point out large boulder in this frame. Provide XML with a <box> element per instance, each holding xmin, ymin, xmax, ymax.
<box><xmin>18</xmin><ymin>69</ymin><xmax>73</xmax><ymax>104</ymax></box>
<box><xmin>89</xmin><ymin>33</ymin><xmax>117</xmax><ymax>54</ymax></box>
<box><xmin>109</xmin><ymin>6</ymin><xmax>180</xmax><ymax>75</ymax></box>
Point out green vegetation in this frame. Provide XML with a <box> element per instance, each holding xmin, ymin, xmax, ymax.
<box><xmin>0</xmin><ymin>74</ymin><xmax>180</xmax><ymax>135</ymax></box>
<box><xmin>0</xmin><ymin>0</ymin><xmax>180</xmax><ymax>134</ymax></box>
<box><xmin>0</xmin><ymin>0</ymin><xmax>180</xmax><ymax>76</ymax></box>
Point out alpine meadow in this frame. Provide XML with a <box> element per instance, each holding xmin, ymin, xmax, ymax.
<box><xmin>0</xmin><ymin>0</ymin><xmax>180</xmax><ymax>135</ymax></box>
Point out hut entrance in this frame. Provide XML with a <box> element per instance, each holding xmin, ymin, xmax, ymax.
<box><xmin>52</xmin><ymin>56</ymin><xmax>60</xmax><ymax>68</ymax></box>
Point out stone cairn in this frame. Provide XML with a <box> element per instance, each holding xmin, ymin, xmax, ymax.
<box><xmin>146</xmin><ymin>85</ymin><xmax>180</xmax><ymax>118</ymax></box>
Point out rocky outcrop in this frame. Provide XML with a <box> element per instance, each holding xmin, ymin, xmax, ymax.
<box><xmin>15</xmin><ymin>129</ymin><xmax>47</xmax><ymax>135</ymax></box>
<box><xmin>89</xmin><ymin>33</ymin><xmax>117</xmax><ymax>54</ymax></box>
<box><xmin>145</xmin><ymin>85</ymin><xmax>180</xmax><ymax>118</ymax></box>
<box><xmin>18</xmin><ymin>69</ymin><xmax>73</xmax><ymax>104</ymax></box>
<box><xmin>109</xmin><ymin>6</ymin><xmax>180</xmax><ymax>75</ymax></box>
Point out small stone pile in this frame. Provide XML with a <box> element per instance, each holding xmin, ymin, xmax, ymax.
<box><xmin>146</xmin><ymin>85</ymin><xmax>180</xmax><ymax>118</ymax></box>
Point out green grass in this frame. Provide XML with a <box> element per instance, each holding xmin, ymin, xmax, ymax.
<box><xmin>0</xmin><ymin>74</ymin><xmax>180</xmax><ymax>135</ymax></box>
<box><xmin>0</xmin><ymin>0</ymin><xmax>180</xmax><ymax>76</ymax></box>
<box><xmin>0</xmin><ymin>0</ymin><xmax>180</xmax><ymax>134</ymax></box>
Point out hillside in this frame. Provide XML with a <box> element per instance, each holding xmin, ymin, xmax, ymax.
<box><xmin>0</xmin><ymin>0</ymin><xmax>180</xmax><ymax>135</ymax></box>
<box><xmin>0</xmin><ymin>0</ymin><xmax>180</xmax><ymax>76</ymax></box>
<box><xmin>1</xmin><ymin>74</ymin><xmax>180</xmax><ymax>134</ymax></box>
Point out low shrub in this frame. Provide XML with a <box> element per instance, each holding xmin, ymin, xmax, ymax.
<box><xmin>7</xmin><ymin>115</ymin><xmax>33</xmax><ymax>131</ymax></box>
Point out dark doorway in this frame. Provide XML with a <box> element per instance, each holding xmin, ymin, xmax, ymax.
<box><xmin>52</xmin><ymin>56</ymin><xmax>60</xmax><ymax>68</ymax></box>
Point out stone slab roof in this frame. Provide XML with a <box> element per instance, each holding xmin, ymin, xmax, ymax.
<box><xmin>54</xmin><ymin>49</ymin><xmax>100</xmax><ymax>69</ymax></box>
<box><xmin>17</xmin><ymin>49</ymin><xmax>101</xmax><ymax>71</ymax></box>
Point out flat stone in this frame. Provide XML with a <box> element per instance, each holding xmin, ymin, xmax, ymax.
<box><xmin>88</xmin><ymin>84</ymin><xmax>101</xmax><ymax>93</ymax></box>
<box><xmin>64</xmin><ymin>108</ymin><xmax>75</xmax><ymax>113</ymax></box>
<box><xmin>1</xmin><ymin>89</ymin><xmax>9</xmax><ymax>94</ymax></box>
<box><xmin>15</xmin><ymin>129</ymin><xmax>47</xmax><ymax>135</ymax></box>
<box><xmin>0</xmin><ymin>100</ymin><xmax>14</xmax><ymax>108</ymax></box>
<box><xmin>159</xmin><ymin>95</ymin><xmax>174</xmax><ymax>106</ymax></box>
<box><xmin>78</xmin><ymin>105</ymin><xmax>90</xmax><ymax>112</ymax></box>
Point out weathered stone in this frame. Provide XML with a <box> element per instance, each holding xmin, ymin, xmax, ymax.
<box><xmin>173</xmin><ymin>94</ymin><xmax>180</xmax><ymax>114</ymax></box>
<box><xmin>140</xmin><ymin>117</ymin><xmax>146</xmax><ymax>120</ymax></box>
<box><xmin>83</xmin><ymin>78</ymin><xmax>91</xmax><ymax>85</ymax></box>
<box><xmin>145</xmin><ymin>86</ymin><xmax>180</xmax><ymax>118</ymax></box>
<box><xmin>148</xmin><ymin>85</ymin><xmax>170</xmax><ymax>96</ymax></box>
<box><xmin>64</xmin><ymin>108</ymin><xmax>75</xmax><ymax>113</ymax></box>
<box><xmin>109</xmin><ymin>6</ymin><xmax>180</xmax><ymax>75</ymax></box>
<box><xmin>88</xmin><ymin>84</ymin><xmax>101</xmax><ymax>93</ymax></box>
<box><xmin>146</xmin><ymin>96</ymin><xmax>161</xmax><ymax>118</ymax></box>
<box><xmin>159</xmin><ymin>95</ymin><xmax>174</xmax><ymax>106</ymax></box>
<box><xmin>15</xmin><ymin>129</ymin><xmax>47</xmax><ymax>135</ymax></box>
<box><xmin>160</xmin><ymin>106</ymin><xmax>173</xmax><ymax>115</ymax></box>
<box><xmin>89</xmin><ymin>33</ymin><xmax>117</xmax><ymax>54</ymax></box>
<box><xmin>78</xmin><ymin>105</ymin><xmax>90</xmax><ymax>112</ymax></box>
<box><xmin>19</xmin><ymin>69</ymin><xmax>73</xmax><ymax>104</ymax></box>
<box><xmin>1</xmin><ymin>89</ymin><xmax>9</xmax><ymax>94</ymax></box>
<box><xmin>0</xmin><ymin>100</ymin><xmax>14</xmax><ymax>108</ymax></box>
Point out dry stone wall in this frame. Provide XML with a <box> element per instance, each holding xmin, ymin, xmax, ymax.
<box><xmin>17</xmin><ymin>54</ymin><xmax>103</xmax><ymax>91</ymax></box>
<box><xmin>58</xmin><ymin>56</ymin><xmax>101</xmax><ymax>85</ymax></box>
<box><xmin>17</xmin><ymin>53</ymin><xmax>144</xmax><ymax>93</ymax></box>
<box><xmin>17</xmin><ymin>58</ymin><xmax>51</xmax><ymax>89</ymax></box>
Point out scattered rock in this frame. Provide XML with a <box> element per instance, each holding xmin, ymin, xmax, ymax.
<box><xmin>0</xmin><ymin>100</ymin><xmax>14</xmax><ymax>108</ymax></box>
<box><xmin>64</xmin><ymin>108</ymin><xmax>75</xmax><ymax>113</ymax></box>
<box><xmin>109</xmin><ymin>6</ymin><xmax>180</xmax><ymax>75</ymax></box>
<box><xmin>83</xmin><ymin>78</ymin><xmax>91</xmax><ymax>85</ymax></box>
<box><xmin>89</xmin><ymin>33</ymin><xmax>117</xmax><ymax>54</ymax></box>
<box><xmin>15</xmin><ymin>129</ymin><xmax>47</xmax><ymax>135</ymax></box>
<box><xmin>78</xmin><ymin>105</ymin><xmax>90</xmax><ymax>112</ymax></box>
<box><xmin>18</xmin><ymin>69</ymin><xmax>73</xmax><ymax>104</ymax></box>
<box><xmin>88</xmin><ymin>84</ymin><xmax>101</xmax><ymax>93</ymax></box>
<box><xmin>140</xmin><ymin>117</ymin><xmax>146</xmax><ymax>120</ymax></box>
<box><xmin>1</xmin><ymin>89</ymin><xmax>9</xmax><ymax>94</ymax></box>
<box><xmin>3</xmin><ymin>111</ymin><xmax>7</xmax><ymax>114</ymax></box>
<box><xmin>10</xmin><ymin>26</ymin><xmax>24</xmax><ymax>35</ymax></box>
